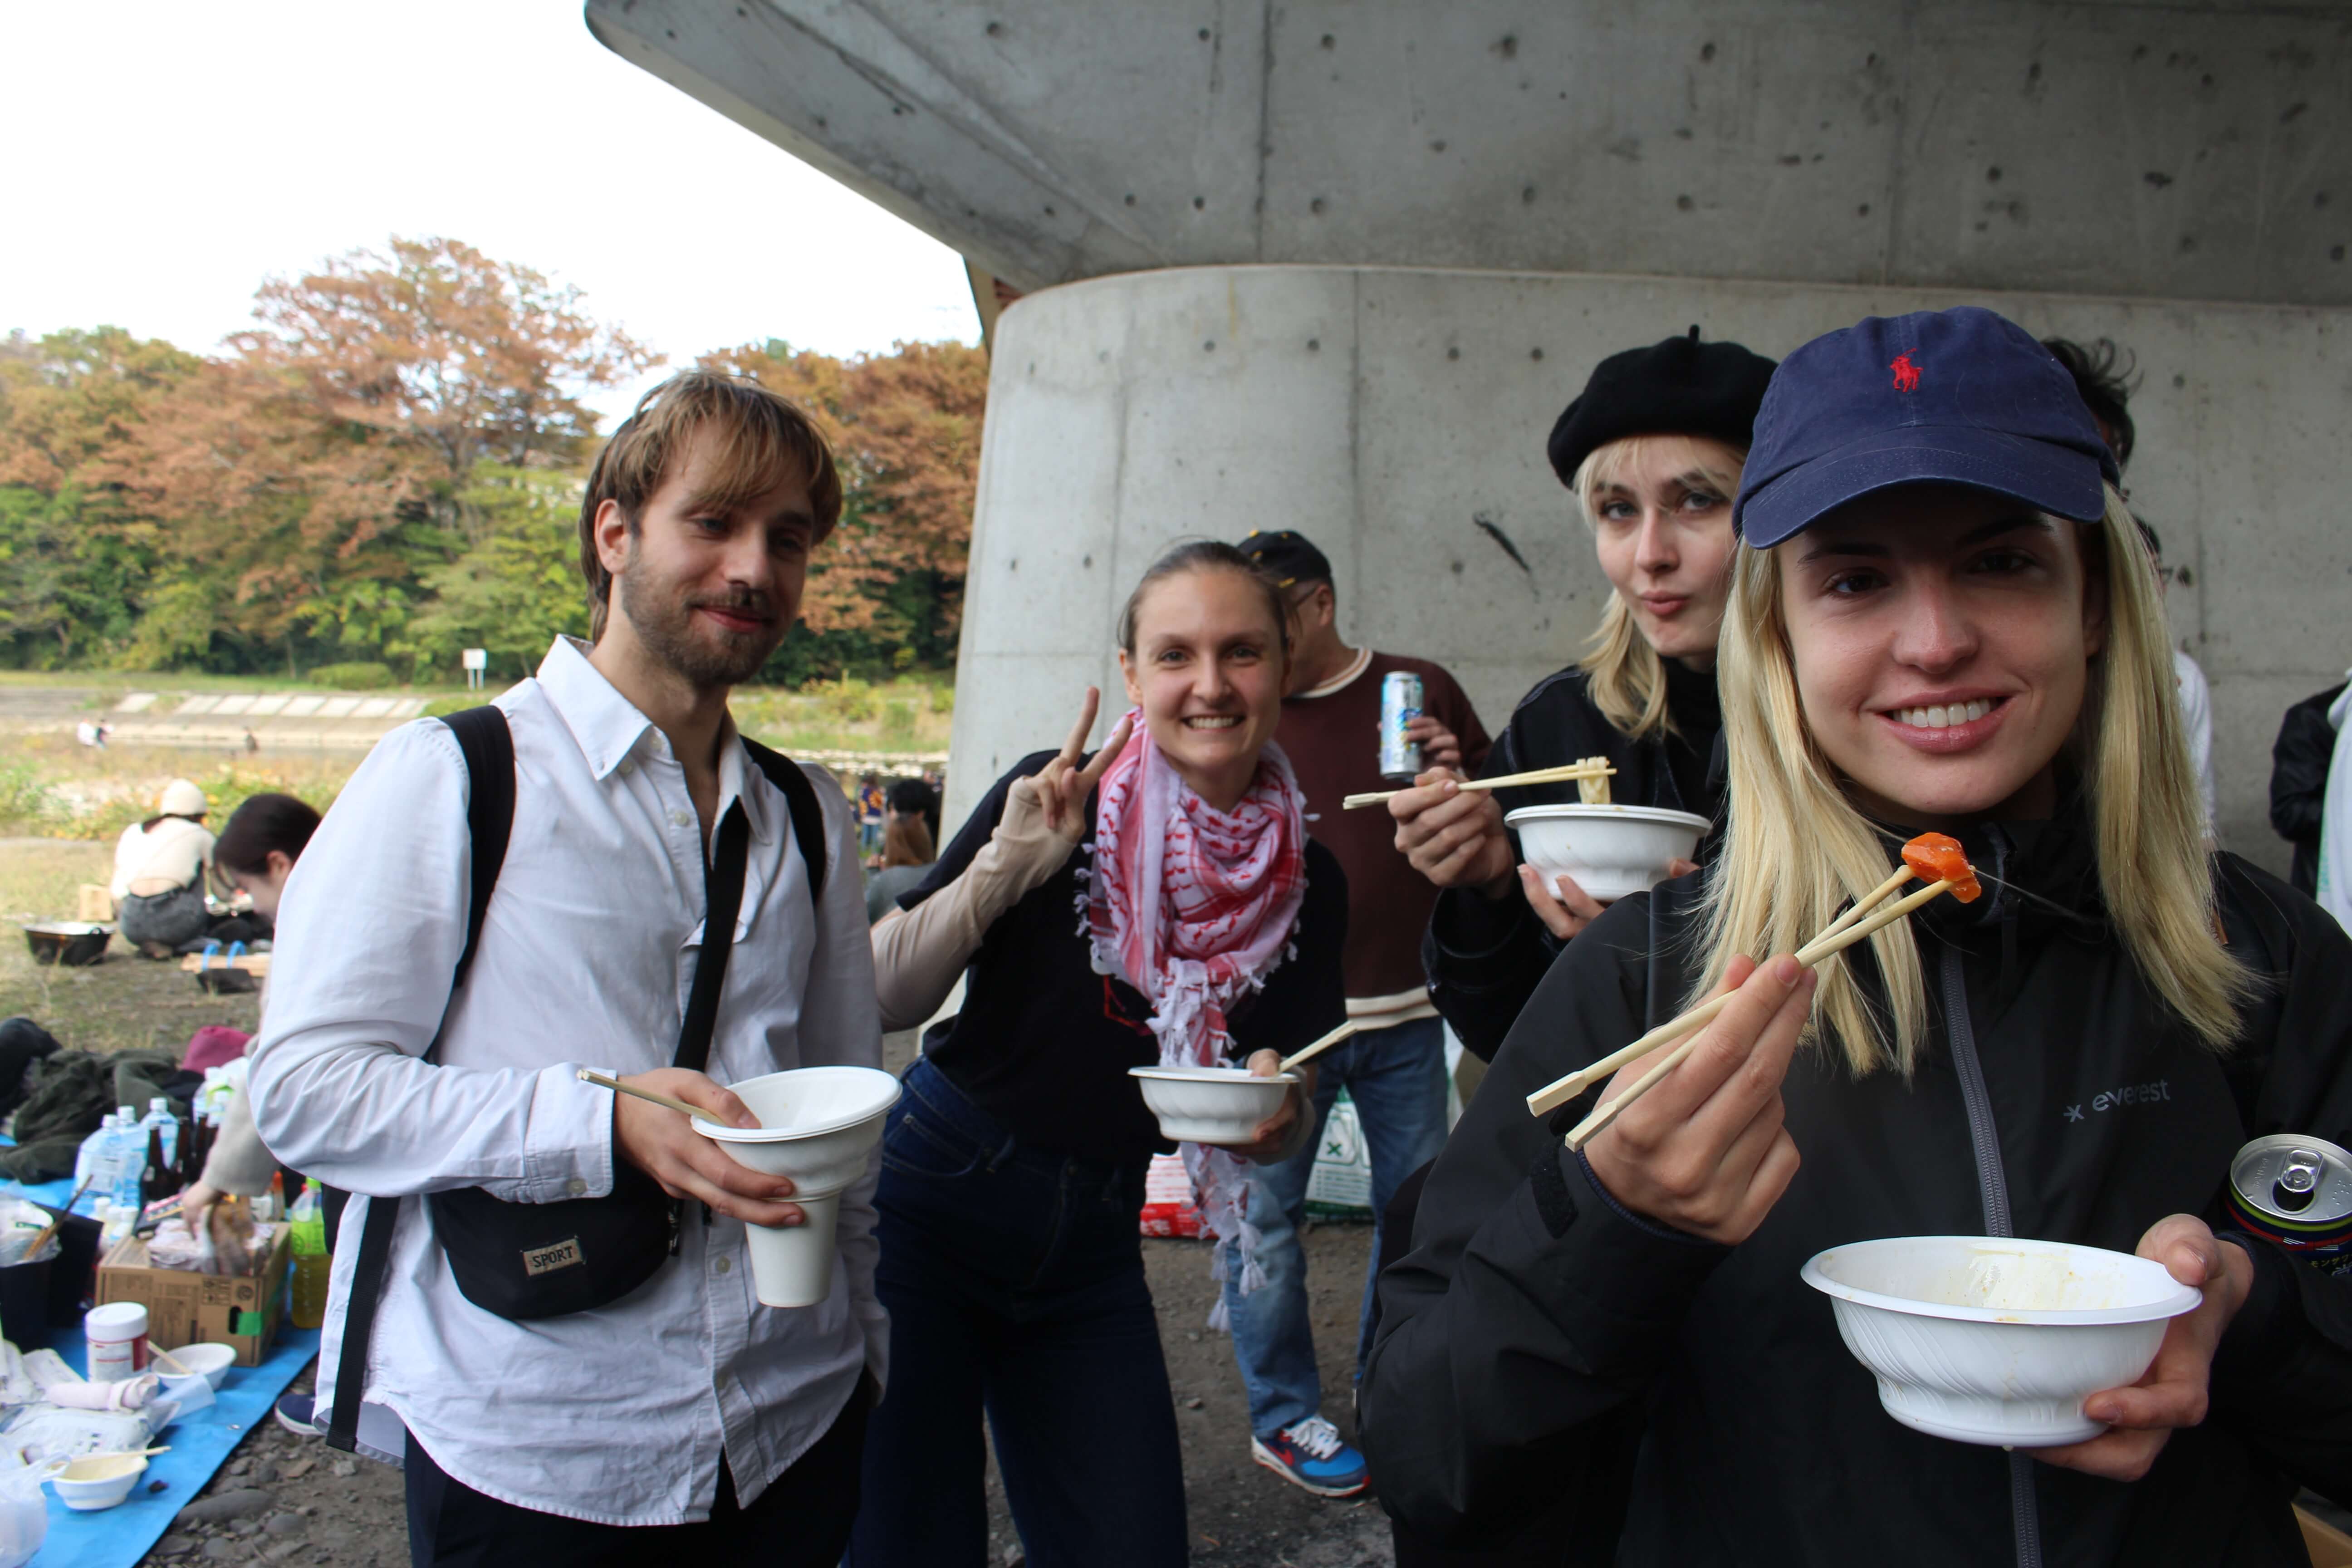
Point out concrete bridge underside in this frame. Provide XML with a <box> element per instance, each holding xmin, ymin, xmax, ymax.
<box><xmin>588</xmin><ymin>0</ymin><xmax>2352</xmax><ymax>869</ymax></box>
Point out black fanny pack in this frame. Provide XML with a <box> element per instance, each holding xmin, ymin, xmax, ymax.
<box><xmin>427</xmin><ymin>796</ymin><xmax>750</xmax><ymax>1320</ymax></box>
<box><xmin>328</xmin><ymin>706</ymin><xmax>829</xmax><ymax>1450</ymax></box>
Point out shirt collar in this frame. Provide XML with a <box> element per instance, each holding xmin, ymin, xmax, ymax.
<box><xmin>535</xmin><ymin>637</ymin><xmax>775</xmax><ymax>845</ymax></box>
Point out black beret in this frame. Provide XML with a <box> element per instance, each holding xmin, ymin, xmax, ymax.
<box><xmin>1236</xmin><ymin>529</ymin><xmax>1334</xmax><ymax>588</ymax></box>
<box><xmin>1545</xmin><ymin>327</ymin><xmax>1779</xmax><ymax>488</ymax></box>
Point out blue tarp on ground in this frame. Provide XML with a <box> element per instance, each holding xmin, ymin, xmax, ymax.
<box><xmin>0</xmin><ymin>1165</ymin><xmax>318</xmax><ymax>1568</ymax></box>
<box><xmin>24</xmin><ymin>1321</ymin><xmax>318</xmax><ymax>1568</ymax></box>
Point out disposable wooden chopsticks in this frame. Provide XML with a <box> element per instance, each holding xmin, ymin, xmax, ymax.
<box><xmin>1279</xmin><ymin>1021</ymin><xmax>1360</xmax><ymax>1073</ymax></box>
<box><xmin>1342</xmin><ymin>761</ymin><xmax>1617</xmax><ymax>811</ymax></box>
<box><xmin>577</xmin><ymin>1068</ymin><xmax>747</xmax><ymax>1125</ymax></box>
<box><xmin>1558</xmin><ymin>878</ymin><xmax>1957</xmax><ymax>1150</ymax></box>
<box><xmin>1522</xmin><ymin>833</ymin><xmax>1978</xmax><ymax>1126</ymax></box>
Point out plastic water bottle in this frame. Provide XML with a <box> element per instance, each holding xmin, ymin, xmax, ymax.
<box><xmin>141</xmin><ymin>1098</ymin><xmax>178</xmax><ymax>1169</ymax></box>
<box><xmin>289</xmin><ymin>1181</ymin><xmax>328</xmax><ymax>1329</ymax></box>
<box><xmin>74</xmin><ymin>1113</ymin><xmax>118</xmax><ymax>1191</ymax></box>
<box><xmin>107</xmin><ymin>1106</ymin><xmax>143</xmax><ymax>1230</ymax></box>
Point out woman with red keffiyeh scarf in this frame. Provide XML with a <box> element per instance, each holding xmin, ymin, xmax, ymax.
<box><xmin>852</xmin><ymin>542</ymin><xmax>1350</xmax><ymax>1567</ymax></box>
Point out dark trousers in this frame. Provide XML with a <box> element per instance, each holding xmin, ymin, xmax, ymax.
<box><xmin>404</xmin><ymin>1377</ymin><xmax>869</xmax><ymax>1568</ymax></box>
<box><xmin>848</xmin><ymin>1056</ymin><xmax>1186</xmax><ymax>1568</ymax></box>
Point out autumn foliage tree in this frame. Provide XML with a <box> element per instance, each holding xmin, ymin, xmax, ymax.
<box><xmin>0</xmin><ymin>237</ymin><xmax>984</xmax><ymax>683</ymax></box>
<box><xmin>703</xmin><ymin>337</ymin><xmax>988</xmax><ymax>670</ymax></box>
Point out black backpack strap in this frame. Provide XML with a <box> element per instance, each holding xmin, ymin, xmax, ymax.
<box><xmin>741</xmin><ymin>738</ymin><xmax>830</xmax><ymax>904</ymax></box>
<box><xmin>441</xmin><ymin>708</ymin><xmax>514</xmax><ymax>990</ymax></box>
<box><xmin>328</xmin><ymin>708</ymin><xmax>512</xmax><ymax>1454</ymax></box>
<box><xmin>673</xmin><ymin>803</ymin><xmax>750</xmax><ymax>1075</ymax></box>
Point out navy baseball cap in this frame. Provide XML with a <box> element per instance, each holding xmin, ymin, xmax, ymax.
<box><xmin>1733</xmin><ymin>306</ymin><xmax>2121</xmax><ymax>549</ymax></box>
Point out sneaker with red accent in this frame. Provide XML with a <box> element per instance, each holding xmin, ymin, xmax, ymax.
<box><xmin>1250</xmin><ymin>1414</ymin><xmax>1369</xmax><ymax>1498</ymax></box>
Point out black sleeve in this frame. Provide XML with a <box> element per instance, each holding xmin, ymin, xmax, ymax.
<box><xmin>1236</xmin><ymin>843</ymin><xmax>1350</xmax><ymax>1056</ymax></box>
<box><xmin>897</xmin><ymin>750</ymin><xmax>1058</xmax><ymax>913</ymax></box>
<box><xmin>1362</xmin><ymin>893</ymin><xmax>1727</xmax><ymax>1548</ymax></box>
<box><xmin>2204</xmin><ymin>858</ymin><xmax>2352</xmax><ymax>1501</ymax></box>
<box><xmin>2268</xmin><ymin>696</ymin><xmax>2337</xmax><ymax>848</ymax></box>
<box><xmin>1422</xmin><ymin>713</ymin><xmax>1563</xmax><ymax>1062</ymax></box>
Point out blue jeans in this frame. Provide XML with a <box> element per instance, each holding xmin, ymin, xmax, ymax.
<box><xmin>850</xmin><ymin>1057</ymin><xmax>1186</xmax><ymax>1568</ymax></box>
<box><xmin>1219</xmin><ymin>1014</ymin><xmax>1448</xmax><ymax>1440</ymax></box>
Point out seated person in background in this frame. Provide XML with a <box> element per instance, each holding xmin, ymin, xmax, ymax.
<box><xmin>2271</xmin><ymin>676</ymin><xmax>2347</xmax><ymax>896</ymax></box>
<box><xmin>111</xmin><ymin>779</ymin><xmax>216</xmax><ymax>958</ymax></box>
<box><xmin>863</xmin><ymin>778</ymin><xmax>937</xmax><ymax>924</ymax></box>
<box><xmin>179</xmin><ymin>793</ymin><xmax>321</xmax><ymax>1219</ymax></box>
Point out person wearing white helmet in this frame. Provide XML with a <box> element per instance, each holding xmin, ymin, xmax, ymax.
<box><xmin>109</xmin><ymin>778</ymin><xmax>216</xmax><ymax>958</ymax></box>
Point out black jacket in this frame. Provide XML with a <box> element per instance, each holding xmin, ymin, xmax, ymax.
<box><xmin>2270</xmin><ymin>682</ymin><xmax>2344</xmax><ymax>897</ymax></box>
<box><xmin>1423</xmin><ymin>662</ymin><xmax>1721</xmax><ymax>1061</ymax></box>
<box><xmin>1364</xmin><ymin>812</ymin><xmax>2352</xmax><ymax>1567</ymax></box>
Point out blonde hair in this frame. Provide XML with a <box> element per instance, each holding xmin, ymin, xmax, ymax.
<box><xmin>1570</xmin><ymin>435</ymin><xmax>1746</xmax><ymax>739</ymax></box>
<box><xmin>1698</xmin><ymin>485</ymin><xmax>2249</xmax><ymax>1075</ymax></box>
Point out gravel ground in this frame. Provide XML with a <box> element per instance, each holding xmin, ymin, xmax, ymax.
<box><xmin>132</xmin><ymin>1231</ymin><xmax>1395</xmax><ymax>1568</ymax></box>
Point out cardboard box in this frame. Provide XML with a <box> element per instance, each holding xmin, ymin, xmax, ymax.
<box><xmin>94</xmin><ymin>1225</ymin><xmax>289</xmax><ymax>1367</ymax></box>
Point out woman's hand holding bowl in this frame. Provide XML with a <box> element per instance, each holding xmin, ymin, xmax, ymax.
<box><xmin>1203</xmin><ymin>1049</ymin><xmax>1318</xmax><ymax>1165</ymax></box>
<box><xmin>1582</xmin><ymin>954</ymin><xmax>1813</xmax><ymax>1245</ymax></box>
<box><xmin>1521</xmin><ymin>854</ymin><xmax>1700</xmax><ymax>941</ymax></box>
<box><xmin>2031</xmin><ymin>1214</ymin><xmax>2253</xmax><ymax>1482</ymax></box>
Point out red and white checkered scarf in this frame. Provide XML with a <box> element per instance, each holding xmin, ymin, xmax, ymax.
<box><xmin>1085</xmin><ymin>710</ymin><xmax>1307</xmax><ymax>1318</ymax></box>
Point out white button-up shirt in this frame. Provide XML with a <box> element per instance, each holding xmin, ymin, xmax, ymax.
<box><xmin>252</xmin><ymin>637</ymin><xmax>885</xmax><ymax>1525</ymax></box>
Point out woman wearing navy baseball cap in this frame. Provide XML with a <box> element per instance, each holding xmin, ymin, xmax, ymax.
<box><xmin>1361</xmin><ymin>306</ymin><xmax>2352</xmax><ymax>1564</ymax></box>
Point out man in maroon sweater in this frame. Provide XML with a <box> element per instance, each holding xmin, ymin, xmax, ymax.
<box><xmin>1225</xmin><ymin>529</ymin><xmax>1493</xmax><ymax>1497</ymax></box>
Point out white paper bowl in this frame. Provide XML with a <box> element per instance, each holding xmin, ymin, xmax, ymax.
<box><xmin>47</xmin><ymin>1454</ymin><xmax>146</xmax><ymax>1511</ymax></box>
<box><xmin>1504</xmin><ymin>805</ymin><xmax>1710</xmax><ymax>902</ymax></box>
<box><xmin>1801</xmin><ymin>1235</ymin><xmax>2203</xmax><ymax>1446</ymax></box>
<box><xmin>163</xmin><ymin>1342</ymin><xmax>235</xmax><ymax>1390</ymax></box>
<box><xmin>1128</xmin><ymin>1066</ymin><xmax>1297</xmax><ymax>1145</ymax></box>
<box><xmin>694</xmin><ymin>1067</ymin><xmax>902</xmax><ymax>1309</ymax></box>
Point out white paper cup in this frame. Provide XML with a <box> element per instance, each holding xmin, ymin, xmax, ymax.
<box><xmin>732</xmin><ymin>1191</ymin><xmax>840</xmax><ymax>1308</ymax></box>
<box><xmin>692</xmin><ymin>1067</ymin><xmax>902</xmax><ymax>1310</ymax></box>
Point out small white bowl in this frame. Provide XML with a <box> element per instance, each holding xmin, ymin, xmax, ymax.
<box><xmin>160</xmin><ymin>1342</ymin><xmax>235</xmax><ymax>1390</ymax></box>
<box><xmin>1504</xmin><ymin>805</ymin><xmax>1709</xmax><ymax>902</ymax></box>
<box><xmin>1802</xmin><ymin>1235</ymin><xmax>2203</xmax><ymax>1446</ymax></box>
<box><xmin>1128</xmin><ymin>1066</ymin><xmax>1296</xmax><ymax>1145</ymax></box>
<box><xmin>47</xmin><ymin>1453</ymin><xmax>146</xmax><ymax>1511</ymax></box>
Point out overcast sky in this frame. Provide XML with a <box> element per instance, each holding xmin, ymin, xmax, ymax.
<box><xmin>2</xmin><ymin>1</ymin><xmax>980</xmax><ymax>422</ymax></box>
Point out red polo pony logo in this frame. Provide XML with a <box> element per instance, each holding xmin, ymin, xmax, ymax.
<box><xmin>1891</xmin><ymin>352</ymin><xmax>1922</xmax><ymax>392</ymax></box>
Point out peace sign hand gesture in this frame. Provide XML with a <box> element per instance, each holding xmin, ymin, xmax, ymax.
<box><xmin>1009</xmin><ymin>686</ymin><xmax>1134</xmax><ymax>843</ymax></box>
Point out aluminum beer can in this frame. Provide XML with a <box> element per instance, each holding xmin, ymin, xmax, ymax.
<box><xmin>1379</xmin><ymin>671</ymin><xmax>1424</xmax><ymax>781</ymax></box>
<box><xmin>2225</xmin><ymin>1133</ymin><xmax>2352</xmax><ymax>1276</ymax></box>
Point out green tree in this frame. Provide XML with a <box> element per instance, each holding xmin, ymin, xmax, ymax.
<box><xmin>399</xmin><ymin>464</ymin><xmax>590</xmax><ymax>681</ymax></box>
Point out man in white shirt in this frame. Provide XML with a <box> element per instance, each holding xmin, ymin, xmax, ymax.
<box><xmin>252</xmin><ymin>372</ymin><xmax>884</xmax><ymax>1565</ymax></box>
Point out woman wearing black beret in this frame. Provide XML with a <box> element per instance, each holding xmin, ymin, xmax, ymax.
<box><xmin>1390</xmin><ymin>328</ymin><xmax>1776</xmax><ymax>1063</ymax></box>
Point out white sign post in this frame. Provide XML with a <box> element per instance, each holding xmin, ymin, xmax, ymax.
<box><xmin>462</xmin><ymin>648</ymin><xmax>488</xmax><ymax>691</ymax></box>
